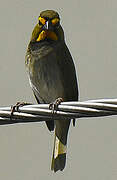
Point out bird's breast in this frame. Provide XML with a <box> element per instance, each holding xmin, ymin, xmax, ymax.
<box><xmin>29</xmin><ymin>41</ymin><xmax>65</xmax><ymax>102</ymax></box>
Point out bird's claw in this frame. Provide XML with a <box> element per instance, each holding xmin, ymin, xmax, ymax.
<box><xmin>49</xmin><ymin>97</ymin><xmax>63</xmax><ymax>113</ymax></box>
<box><xmin>10</xmin><ymin>102</ymin><xmax>32</xmax><ymax>120</ymax></box>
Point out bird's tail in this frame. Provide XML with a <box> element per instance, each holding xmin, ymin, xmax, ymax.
<box><xmin>51</xmin><ymin>134</ymin><xmax>67</xmax><ymax>172</ymax></box>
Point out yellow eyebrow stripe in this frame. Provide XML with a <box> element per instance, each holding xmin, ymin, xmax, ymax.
<box><xmin>51</xmin><ymin>18</ymin><xmax>59</xmax><ymax>25</ymax></box>
<box><xmin>38</xmin><ymin>17</ymin><xmax>46</xmax><ymax>25</ymax></box>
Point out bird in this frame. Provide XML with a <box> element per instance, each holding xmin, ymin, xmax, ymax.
<box><xmin>25</xmin><ymin>10</ymin><xmax>79</xmax><ymax>172</ymax></box>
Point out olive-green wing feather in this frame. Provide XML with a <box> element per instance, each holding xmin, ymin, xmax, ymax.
<box><xmin>54</xmin><ymin>41</ymin><xmax>79</xmax><ymax>101</ymax></box>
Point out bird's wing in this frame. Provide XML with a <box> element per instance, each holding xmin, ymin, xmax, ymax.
<box><xmin>55</xmin><ymin>41</ymin><xmax>79</xmax><ymax>101</ymax></box>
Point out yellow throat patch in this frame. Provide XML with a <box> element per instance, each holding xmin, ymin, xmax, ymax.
<box><xmin>36</xmin><ymin>30</ymin><xmax>58</xmax><ymax>41</ymax></box>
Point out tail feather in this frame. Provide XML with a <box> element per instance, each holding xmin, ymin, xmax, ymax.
<box><xmin>51</xmin><ymin>135</ymin><xmax>67</xmax><ymax>172</ymax></box>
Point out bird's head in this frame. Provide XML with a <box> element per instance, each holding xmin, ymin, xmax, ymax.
<box><xmin>30</xmin><ymin>10</ymin><xmax>64</xmax><ymax>42</ymax></box>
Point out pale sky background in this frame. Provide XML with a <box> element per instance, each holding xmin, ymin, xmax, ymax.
<box><xmin>0</xmin><ymin>0</ymin><xmax>117</xmax><ymax>179</ymax></box>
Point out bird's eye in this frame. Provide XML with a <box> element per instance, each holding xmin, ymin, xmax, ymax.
<box><xmin>38</xmin><ymin>17</ymin><xmax>46</xmax><ymax>25</ymax></box>
<box><xmin>51</xmin><ymin>18</ymin><xmax>60</xmax><ymax>26</ymax></box>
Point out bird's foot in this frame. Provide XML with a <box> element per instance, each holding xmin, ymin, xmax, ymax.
<box><xmin>10</xmin><ymin>102</ymin><xmax>32</xmax><ymax>120</ymax></box>
<box><xmin>49</xmin><ymin>97</ymin><xmax>63</xmax><ymax>113</ymax></box>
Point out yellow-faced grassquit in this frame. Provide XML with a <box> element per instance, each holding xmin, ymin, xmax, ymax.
<box><xmin>25</xmin><ymin>10</ymin><xmax>79</xmax><ymax>172</ymax></box>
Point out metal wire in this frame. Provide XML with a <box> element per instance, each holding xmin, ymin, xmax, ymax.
<box><xmin>0</xmin><ymin>98</ymin><xmax>117</xmax><ymax>125</ymax></box>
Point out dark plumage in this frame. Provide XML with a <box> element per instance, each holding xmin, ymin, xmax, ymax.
<box><xmin>25</xmin><ymin>10</ymin><xmax>79</xmax><ymax>172</ymax></box>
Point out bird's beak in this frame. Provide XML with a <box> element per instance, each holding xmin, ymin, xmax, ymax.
<box><xmin>43</xmin><ymin>20</ymin><xmax>53</xmax><ymax>31</ymax></box>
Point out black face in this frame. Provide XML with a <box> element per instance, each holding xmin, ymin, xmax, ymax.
<box><xmin>38</xmin><ymin>16</ymin><xmax>60</xmax><ymax>31</ymax></box>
